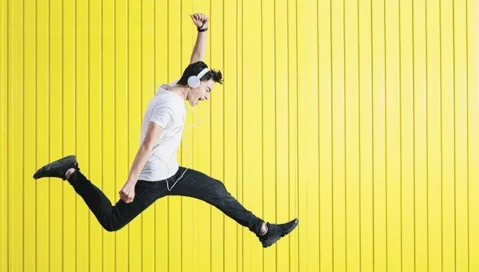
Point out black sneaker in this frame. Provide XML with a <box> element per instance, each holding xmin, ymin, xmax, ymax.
<box><xmin>258</xmin><ymin>218</ymin><xmax>299</xmax><ymax>248</ymax></box>
<box><xmin>33</xmin><ymin>155</ymin><xmax>78</xmax><ymax>180</ymax></box>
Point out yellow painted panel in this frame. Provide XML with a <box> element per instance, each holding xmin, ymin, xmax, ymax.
<box><xmin>76</xmin><ymin>0</ymin><xmax>91</xmax><ymax>270</ymax></box>
<box><xmin>23</xmin><ymin>0</ymin><xmax>37</xmax><ymax>271</ymax></box>
<box><xmin>154</xmin><ymin>0</ymin><xmax>170</xmax><ymax>271</ymax></box>
<box><xmin>8</xmin><ymin>0</ymin><xmax>23</xmax><ymax>271</ymax></box>
<box><xmin>89</xmin><ymin>0</ymin><xmax>103</xmax><ymax>270</ymax></box>
<box><xmin>372</xmin><ymin>1</ymin><xmax>387</xmax><ymax>271</ymax></box>
<box><xmin>344</xmin><ymin>0</ymin><xmax>360</xmax><ymax>271</ymax></box>
<box><xmin>63</xmin><ymin>0</ymin><xmax>77</xmax><ymax>271</ymax></box>
<box><xmin>412</xmin><ymin>1</ymin><xmax>429</xmax><ymax>271</ymax></box>
<box><xmin>261</xmin><ymin>0</ymin><xmax>277</xmax><ymax>270</ymax></box>
<box><xmin>0</xmin><ymin>0</ymin><xmax>7</xmax><ymax>269</ymax></box>
<box><xmin>426</xmin><ymin>2</ymin><xmax>443</xmax><ymax>271</ymax></box>
<box><xmin>49</xmin><ymin>0</ymin><xmax>63</xmax><ymax>270</ymax></box>
<box><xmin>141</xmin><ymin>1</ymin><xmax>156</xmax><ymax>271</ymax></box>
<box><xmin>114</xmin><ymin>0</ymin><xmax>130</xmax><ymax>270</ymax></box>
<box><xmin>358</xmin><ymin>1</ymin><xmax>374</xmax><ymax>272</ymax></box>
<box><xmin>454</xmin><ymin>1</ymin><xmax>470</xmax><ymax>272</ymax></box>
<box><xmin>127</xmin><ymin>0</ymin><xmax>143</xmax><ymax>270</ymax></box>
<box><xmin>467</xmin><ymin>0</ymin><xmax>479</xmax><ymax>271</ymax></box>
<box><xmin>440</xmin><ymin>1</ymin><xmax>456</xmax><ymax>271</ymax></box>
<box><xmin>102</xmin><ymin>0</ymin><xmax>116</xmax><ymax>270</ymax></box>
<box><xmin>223</xmin><ymin>1</ymin><xmax>239</xmax><ymax>271</ymax></box>
<box><xmin>36</xmin><ymin>0</ymin><xmax>50</xmax><ymax>270</ymax></box>
<box><xmin>385</xmin><ymin>1</ymin><xmax>402</xmax><ymax>271</ymax></box>
<box><xmin>0</xmin><ymin>1</ymin><xmax>477</xmax><ymax>271</ymax></box>
<box><xmin>318</xmin><ymin>1</ymin><xmax>333</xmax><ymax>271</ymax></box>
<box><xmin>399</xmin><ymin>1</ymin><xmax>415</xmax><ymax>271</ymax></box>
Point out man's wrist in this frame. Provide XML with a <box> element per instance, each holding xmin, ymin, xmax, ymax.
<box><xmin>127</xmin><ymin>177</ymin><xmax>138</xmax><ymax>184</ymax></box>
<box><xmin>197</xmin><ymin>22</ymin><xmax>208</xmax><ymax>32</ymax></box>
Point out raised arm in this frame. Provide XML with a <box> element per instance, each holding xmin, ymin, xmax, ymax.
<box><xmin>189</xmin><ymin>13</ymin><xmax>208</xmax><ymax>64</ymax></box>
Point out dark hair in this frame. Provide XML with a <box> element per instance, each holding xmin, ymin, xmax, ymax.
<box><xmin>177</xmin><ymin>61</ymin><xmax>223</xmax><ymax>86</ymax></box>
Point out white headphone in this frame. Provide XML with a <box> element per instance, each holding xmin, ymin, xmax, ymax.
<box><xmin>187</xmin><ymin>67</ymin><xmax>209</xmax><ymax>88</ymax></box>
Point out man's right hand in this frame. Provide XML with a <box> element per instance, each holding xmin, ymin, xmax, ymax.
<box><xmin>119</xmin><ymin>181</ymin><xmax>136</xmax><ymax>203</ymax></box>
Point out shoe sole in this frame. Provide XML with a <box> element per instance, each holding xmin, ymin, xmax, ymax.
<box><xmin>263</xmin><ymin>218</ymin><xmax>299</xmax><ymax>248</ymax></box>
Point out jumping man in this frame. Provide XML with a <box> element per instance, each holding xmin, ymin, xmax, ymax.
<box><xmin>33</xmin><ymin>13</ymin><xmax>298</xmax><ymax>248</ymax></box>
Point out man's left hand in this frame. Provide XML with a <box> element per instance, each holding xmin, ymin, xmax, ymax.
<box><xmin>190</xmin><ymin>13</ymin><xmax>208</xmax><ymax>30</ymax></box>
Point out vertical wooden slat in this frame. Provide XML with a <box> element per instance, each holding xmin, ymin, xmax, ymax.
<box><xmin>439</xmin><ymin>0</ymin><xmax>456</xmax><ymax>271</ymax></box>
<box><xmin>180</xmin><ymin>0</ymin><xmax>195</xmax><ymax>270</ymax></box>
<box><xmin>426</xmin><ymin>1</ymin><xmax>443</xmax><ymax>271</ymax></box>
<box><xmin>399</xmin><ymin>1</ymin><xmax>416</xmax><ymax>271</ymax></box>
<box><xmin>114</xmin><ymin>0</ymin><xmax>129</xmax><ymax>270</ymax></box>
<box><xmin>36</xmin><ymin>0</ymin><xmax>50</xmax><ymax>269</ymax></box>
<box><xmin>331</xmin><ymin>0</ymin><xmax>346</xmax><ymax>270</ymax></box>
<box><xmin>0</xmin><ymin>0</ymin><xmax>7</xmax><ymax>269</ymax></box>
<box><xmin>23</xmin><ymin>0</ymin><xmax>37</xmax><ymax>270</ymax></box>
<box><xmin>304</xmin><ymin>0</ymin><xmax>320</xmax><ymax>268</ymax></box>
<box><xmin>295</xmin><ymin>0</ymin><xmax>307</xmax><ymax>269</ymax></box>
<box><xmin>454</xmin><ymin>1</ymin><xmax>470</xmax><ymax>271</ymax></box>
<box><xmin>179</xmin><ymin>2</ymin><xmax>193</xmax><ymax>271</ymax></box>
<box><xmin>385</xmin><ymin>0</ymin><xmax>402</xmax><ymax>271</ymax></box>
<box><xmin>89</xmin><ymin>0</ymin><xmax>103</xmax><ymax>269</ymax></box>
<box><xmin>358</xmin><ymin>0</ymin><xmax>374</xmax><ymax>271</ymax></box>
<box><xmin>154</xmin><ymin>0</ymin><xmax>169</xmax><ymax>270</ymax></box>
<box><xmin>8</xmin><ymin>0</ymin><xmax>24</xmax><ymax>270</ymax></box>
<box><xmin>210</xmin><ymin>0</ymin><xmax>225</xmax><ymax>269</ymax></box>
<box><xmin>371</xmin><ymin>0</ymin><xmax>387</xmax><ymax>271</ymax></box>
<box><xmin>318</xmin><ymin>0</ymin><xmax>333</xmax><ymax>271</ymax></box>
<box><xmin>261</xmin><ymin>0</ymin><xmax>277</xmax><ymax>267</ymax></box>
<box><xmin>140</xmin><ymin>0</ymin><xmax>156</xmax><ymax>271</ymax></box>
<box><xmin>287</xmin><ymin>0</ymin><xmax>299</xmax><ymax>269</ymax></box>
<box><xmin>412</xmin><ymin>1</ymin><xmax>429</xmax><ymax>271</ymax></box>
<box><xmin>127</xmin><ymin>0</ymin><xmax>142</xmax><ymax>268</ymax></box>
<box><xmin>76</xmin><ymin>0</ymin><xmax>90</xmax><ymax>270</ymax></box>
<box><xmin>63</xmin><ymin>0</ymin><xmax>77</xmax><ymax>270</ymax></box>
<box><xmin>49</xmin><ymin>0</ymin><xmax>63</xmax><ymax>270</ymax></box>
<box><xmin>102</xmin><ymin>0</ymin><xmax>116</xmax><ymax>269</ymax></box>
<box><xmin>167</xmin><ymin>1</ymin><xmax>182</xmax><ymax>271</ymax></box>
<box><xmin>345</xmin><ymin>0</ymin><xmax>361</xmax><ymax>270</ymax></box>
<box><xmin>236</xmin><ymin>0</ymin><xmax>245</xmax><ymax>269</ymax></box>
<box><xmin>224</xmin><ymin>0</ymin><xmax>239</xmax><ymax>270</ymax></box>
<box><xmin>467</xmin><ymin>0</ymin><xmax>479</xmax><ymax>270</ymax></box>
<box><xmin>275</xmin><ymin>0</ymin><xmax>293</xmax><ymax>269</ymax></box>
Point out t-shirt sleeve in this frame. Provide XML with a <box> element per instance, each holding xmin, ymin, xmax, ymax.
<box><xmin>150</xmin><ymin>104</ymin><xmax>174</xmax><ymax>128</ymax></box>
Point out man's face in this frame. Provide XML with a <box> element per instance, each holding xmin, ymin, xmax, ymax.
<box><xmin>188</xmin><ymin>79</ymin><xmax>214</xmax><ymax>107</ymax></box>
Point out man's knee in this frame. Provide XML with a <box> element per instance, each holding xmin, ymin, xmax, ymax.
<box><xmin>103</xmin><ymin>223</ymin><xmax>125</xmax><ymax>232</ymax></box>
<box><xmin>99</xmin><ymin>217</ymin><xmax>126</xmax><ymax>232</ymax></box>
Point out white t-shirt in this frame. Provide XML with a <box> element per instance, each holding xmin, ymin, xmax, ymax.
<box><xmin>138</xmin><ymin>80</ymin><xmax>186</xmax><ymax>181</ymax></box>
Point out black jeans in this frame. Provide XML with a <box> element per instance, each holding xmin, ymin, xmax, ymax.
<box><xmin>67</xmin><ymin>166</ymin><xmax>264</xmax><ymax>235</ymax></box>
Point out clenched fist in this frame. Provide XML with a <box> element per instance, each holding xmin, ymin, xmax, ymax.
<box><xmin>119</xmin><ymin>181</ymin><xmax>136</xmax><ymax>203</ymax></box>
<box><xmin>190</xmin><ymin>13</ymin><xmax>208</xmax><ymax>29</ymax></box>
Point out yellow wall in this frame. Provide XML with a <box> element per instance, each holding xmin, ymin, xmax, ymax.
<box><xmin>1</xmin><ymin>0</ymin><xmax>478</xmax><ymax>271</ymax></box>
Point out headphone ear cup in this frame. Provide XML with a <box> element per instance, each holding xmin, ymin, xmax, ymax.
<box><xmin>188</xmin><ymin>76</ymin><xmax>200</xmax><ymax>88</ymax></box>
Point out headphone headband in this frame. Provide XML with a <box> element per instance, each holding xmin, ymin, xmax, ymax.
<box><xmin>197</xmin><ymin>67</ymin><xmax>209</xmax><ymax>79</ymax></box>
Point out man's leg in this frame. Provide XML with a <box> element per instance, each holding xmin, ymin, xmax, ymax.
<box><xmin>67</xmin><ymin>170</ymin><xmax>163</xmax><ymax>231</ymax></box>
<box><xmin>167</xmin><ymin>167</ymin><xmax>299</xmax><ymax>247</ymax></box>
<box><xmin>33</xmin><ymin>155</ymin><xmax>164</xmax><ymax>231</ymax></box>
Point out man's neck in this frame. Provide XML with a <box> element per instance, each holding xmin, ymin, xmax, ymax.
<box><xmin>170</xmin><ymin>85</ymin><xmax>189</xmax><ymax>100</ymax></box>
